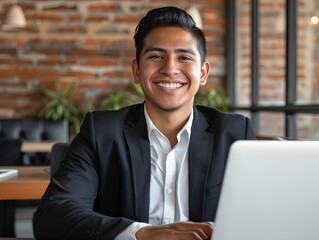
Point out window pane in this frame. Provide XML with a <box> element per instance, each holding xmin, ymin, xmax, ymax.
<box><xmin>259</xmin><ymin>0</ymin><xmax>286</xmax><ymax>105</ymax></box>
<box><xmin>296</xmin><ymin>114</ymin><xmax>319</xmax><ymax>140</ymax></box>
<box><xmin>236</xmin><ymin>0</ymin><xmax>286</xmax><ymax>106</ymax></box>
<box><xmin>258</xmin><ymin>112</ymin><xmax>285</xmax><ymax>137</ymax></box>
<box><xmin>297</xmin><ymin>0</ymin><xmax>319</xmax><ymax>104</ymax></box>
<box><xmin>236</xmin><ymin>0</ymin><xmax>251</xmax><ymax>106</ymax></box>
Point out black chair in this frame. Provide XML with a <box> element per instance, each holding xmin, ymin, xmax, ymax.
<box><xmin>0</xmin><ymin>138</ymin><xmax>22</xmax><ymax>237</ymax></box>
<box><xmin>50</xmin><ymin>142</ymin><xmax>69</xmax><ymax>175</ymax></box>
<box><xmin>0</xmin><ymin>119</ymin><xmax>69</xmax><ymax>165</ymax></box>
<box><xmin>0</xmin><ymin>138</ymin><xmax>22</xmax><ymax>166</ymax></box>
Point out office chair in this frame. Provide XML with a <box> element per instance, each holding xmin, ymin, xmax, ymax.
<box><xmin>50</xmin><ymin>142</ymin><xmax>69</xmax><ymax>175</ymax></box>
<box><xmin>0</xmin><ymin>138</ymin><xmax>22</xmax><ymax>166</ymax></box>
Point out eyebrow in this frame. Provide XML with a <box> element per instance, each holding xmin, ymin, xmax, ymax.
<box><xmin>143</xmin><ymin>47</ymin><xmax>197</xmax><ymax>56</ymax></box>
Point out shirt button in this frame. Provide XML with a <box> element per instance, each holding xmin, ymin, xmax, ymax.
<box><xmin>167</xmin><ymin>188</ymin><xmax>172</xmax><ymax>193</ymax></box>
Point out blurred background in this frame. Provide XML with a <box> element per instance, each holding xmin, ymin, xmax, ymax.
<box><xmin>1</xmin><ymin>0</ymin><xmax>319</xmax><ymax>140</ymax></box>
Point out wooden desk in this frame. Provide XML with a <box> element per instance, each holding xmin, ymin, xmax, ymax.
<box><xmin>0</xmin><ymin>167</ymin><xmax>50</xmax><ymax>237</ymax></box>
<box><xmin>21</xmin><ymin>141</ymin><xmax>57</xmax><ymax>153</ymax></box>
<box><xmin>0</xmin><ymin>166</ymin><xmax>50</xmax><ymax>200</ymax></box>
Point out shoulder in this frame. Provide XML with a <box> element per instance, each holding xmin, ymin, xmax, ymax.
<box><xmin>195</xmin><ymin>105</ymin><xmax>248</xmax><ymax>124</ymax></box>
<box><xmin>194</xmin><ymin>105</ymin><xmax>254</xmax><ymax>138</ymax></box>
<box><xmin>80</xmin><ymin>104</ymin><xmax>144</xmax><ymax>132</ymax></box>
<box><xmin>89</xmin><ymin>104</ymin><xmax>143</xmax><ymax>123</ymax></box>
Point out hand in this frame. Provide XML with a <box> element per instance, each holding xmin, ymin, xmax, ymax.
<box><xmin>135</xmin><ymin>221</ymin><xmax>213</xmax><ymax>240</ymax></box>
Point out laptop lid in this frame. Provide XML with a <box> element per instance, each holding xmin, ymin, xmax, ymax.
<box><xmin>212</xmin><ymin>140</ymin><xmax>319</xmax><ymax>240</ymax></box>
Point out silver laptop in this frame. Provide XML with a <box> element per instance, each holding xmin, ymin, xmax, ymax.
<box><xmin>212</xmin><ymin>140</ymin><xmax>319</xmax><ymax>240</ymax></box>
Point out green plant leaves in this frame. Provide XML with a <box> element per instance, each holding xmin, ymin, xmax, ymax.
<box><xmin>38</xmin><ymin>81</ymin><xmax>84</xmax><ymax>134</ymax></box>
<box><xmin>100</xmin><ymin>83</ymin><xmax>144</xmax><ymax>110</ymax></box>
<box><xmin>194</xmin><ymin>87</ymin><xmax>230</xmax><ymax>112</ymax></box>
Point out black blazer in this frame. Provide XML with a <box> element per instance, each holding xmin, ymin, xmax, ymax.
<box><xmin>33</xmin><ymin>104</ymin><xmax>255</xmax><ymax>240</ymax></box>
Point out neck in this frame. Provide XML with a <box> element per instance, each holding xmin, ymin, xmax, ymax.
<box><xmin>145</xmin><ymin>105</ymin><xmax>192</xmax><ymax>147</ymax></box>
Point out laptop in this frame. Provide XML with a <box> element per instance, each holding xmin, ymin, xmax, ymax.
<box><xmin>212</xmin><ymin>140</ymin><xmax>319</xmax><ymax>240</ymax></box>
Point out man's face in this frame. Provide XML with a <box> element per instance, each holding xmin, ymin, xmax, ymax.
<box><xmin>132</xmin><ymin>26</ymin><xmax>210</xmax><ymax>114</ymax></box>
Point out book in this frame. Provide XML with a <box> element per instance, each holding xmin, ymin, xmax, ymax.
<box><xmin>0</xmin><ymin>169</ymin><xmax>18</xmax><ymax>180</ymax></box>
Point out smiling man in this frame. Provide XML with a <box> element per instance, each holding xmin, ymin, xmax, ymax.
<box><xmin>131</xmin><ymin>25</ymin><xmax>210</xmax><ymax>148</ymax></box>
<box><xmin>33</xmin><ymin>6</ymin><xmax>255</xmax><ymax>240</ymax></box>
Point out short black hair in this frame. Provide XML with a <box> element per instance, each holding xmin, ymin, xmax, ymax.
<box><xmin>134</xmin><ymin>6</ymin><xmax>207</xmax><ymax>64</ymax></box>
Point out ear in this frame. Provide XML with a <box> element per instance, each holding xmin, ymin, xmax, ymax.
<box><xmin>199</xmin><ymin>61</ymin><xmax>211</xmax><ymax>86</ymax></box>
<box><xmin>131</xmin><ymin>59</ymin><xmax>140</xmax><ymax>83</ymax></box>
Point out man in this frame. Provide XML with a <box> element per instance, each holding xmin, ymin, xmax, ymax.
<box><xmin>33</xmin><ymin>6</ymin><xmax>255</xmax><ymax>240</ymax></box>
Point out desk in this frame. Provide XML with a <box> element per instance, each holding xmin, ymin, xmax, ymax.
<box><xmin>21</xmin><ymin>141</ymin><xmax>56</xmax><ymax>153</ymax></box>
<box><xmin>0</xmin><ymin>166</ymin><xmax>50</xmax><ymax>200</ymax></box>
<box><xmin>0</xmin><ymin>167</ymin><xmax>50</xmax><ymax>237</ymax></box>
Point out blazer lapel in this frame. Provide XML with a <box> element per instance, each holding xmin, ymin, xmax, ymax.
<box><xmin>124</xmin><ymin>106</ymin><xmax>150</xmax><ymax>223</ymax></box>
<box><xmin>188</xmin><ymin>107</ymin><xmax>214</xmax><ymax>221</ymax></box>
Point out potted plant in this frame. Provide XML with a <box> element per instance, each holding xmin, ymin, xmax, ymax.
<box><xmin>38</xmin><ymin>81</ymin><xmax>94</xmax><ymax>134</ymax></box>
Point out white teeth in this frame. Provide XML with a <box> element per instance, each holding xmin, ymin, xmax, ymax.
<box><xmin>157</xmin><ymin>82</ymin><xmax>182</xmax><ymax>89</ymax></box>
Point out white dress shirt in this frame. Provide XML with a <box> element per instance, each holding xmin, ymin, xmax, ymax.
<box><xmin>115</xmin><ymin>106</ymin><xmax>193</xmax><ymax>240</ymax></box>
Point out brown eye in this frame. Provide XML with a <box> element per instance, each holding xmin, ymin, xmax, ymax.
<box><xmin>179</xmin><ymin>56</ymin><xmax>192</xmax><ymax>61</ymax></box>
<box><xmin>149</xmin><ymin>55</ymin><xmax>162</xmax><ymax>59</ymax></box>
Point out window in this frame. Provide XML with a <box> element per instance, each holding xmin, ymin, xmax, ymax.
<box><xmin>227</xmin><ymin>0</ymin><xmax>319</xmax><ymax>140</ymax></box>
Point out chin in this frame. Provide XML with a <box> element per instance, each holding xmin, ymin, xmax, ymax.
<box><xmin>157</xmin><ymin>104</ymin><xmax>182</xmax><ymax>112</ymax></box>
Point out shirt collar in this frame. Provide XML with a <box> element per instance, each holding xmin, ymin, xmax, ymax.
<box><xmin>144</xmin><ymin>105</ymin><xmax>193</xmax><ymax>141</ymax></box>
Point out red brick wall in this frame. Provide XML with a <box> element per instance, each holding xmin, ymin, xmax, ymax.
<box><xmin>0</xmin><ymin>0</ymin><xmax>226</xmax><ymax>118</ymax></box>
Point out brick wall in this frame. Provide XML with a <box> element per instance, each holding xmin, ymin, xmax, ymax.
<box><xmin>0</xmin><ymin>0</ymin><xmax>226</xmax><ymax>118</ymax></box>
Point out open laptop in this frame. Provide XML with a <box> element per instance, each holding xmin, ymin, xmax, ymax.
<box><xmin>212</xmin><ymin>140</ymin><xmax>319</xmax><ymax>240</ymax></box>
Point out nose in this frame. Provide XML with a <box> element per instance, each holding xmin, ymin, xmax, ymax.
<box><xmin>159</xmin><ymin>56</ymin><xmax>180</xmax><ymax>75</ymax></box>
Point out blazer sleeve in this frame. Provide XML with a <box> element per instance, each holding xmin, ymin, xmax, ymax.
<box><xmin>33</xmin><ymin>112</ymin><xmax>134</xmax><ymax>240</ymax></box>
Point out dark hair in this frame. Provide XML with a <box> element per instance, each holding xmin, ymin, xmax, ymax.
<box><xmin>134</xmin><ymin>6</ymin><xmax>207</xmax><ymax>64</ymax></box>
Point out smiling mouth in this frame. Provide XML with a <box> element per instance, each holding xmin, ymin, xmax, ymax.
<box><xmin>157</xmin><ymin>82</ymin><xmax>183</xmax><ymax>90</ymax></box>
